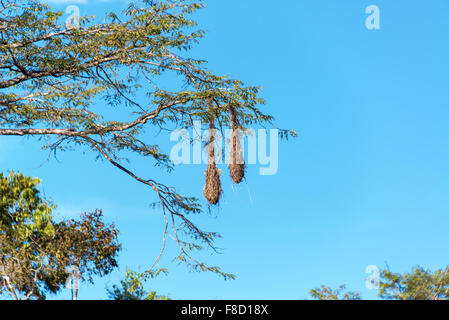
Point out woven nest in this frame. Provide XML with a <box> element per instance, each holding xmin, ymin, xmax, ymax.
<box><xmin>228</xmin><ymin>106</ymin><xmax>245</xmax><ymax>184</ymax></box>
<box><xmin>229</xmin><ymin>130</ymin><xmax>245</xmax><ymax>184</ymax></box>
<box><xmin>203</xmin><ymin>161</ymin><xmax>222</xmax><ymax>205</ymax></box>
<box><xmin>203</xmin><ymin>120</ymin><xmax>222</xmax><ymax>205</ymax></box>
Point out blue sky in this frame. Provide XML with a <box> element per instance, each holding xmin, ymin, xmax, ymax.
<box><xmin>2</xmin><ymin>0</ymin><xmax>449</xmax><ymax>299</ymax></box>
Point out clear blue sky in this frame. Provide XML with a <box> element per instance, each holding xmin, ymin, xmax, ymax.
<box><xmin>2</xmin><ymin>0</ymin><xmax>449</xmax><ymax>299</ymax></box>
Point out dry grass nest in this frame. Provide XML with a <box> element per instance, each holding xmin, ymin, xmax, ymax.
<box><xmin>203</xmin><ymin>161</ymin><xmax>222</xmax><ymax>205</ymax></box>
<box><xmin>229</xmin><ymin>130</ymin><xmax>245</xmax><ymax>184</ymax></box>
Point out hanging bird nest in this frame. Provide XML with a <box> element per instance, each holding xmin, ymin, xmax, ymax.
<box><xmin>228</xmin><ymin>106</ymin><xmax>245</xmax><ymax>184</ymax></box>
<box><xmin>204</xmin><ymin>161</ymin><xmax>222</xmax><ymax>205</ymax></box>
<box><xmin>203</xmin><ymin>121</ymin><xmax>222</xmax><ymax>205</ymax></box>
<box><xmin>229</xmin><ymin>130</ymin><xmax>245</xmax><ymax>184</ymax></box>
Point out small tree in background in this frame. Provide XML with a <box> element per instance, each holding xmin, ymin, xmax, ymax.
<box><xmin>0</xmin><ymin>171</ymin><xmax>121</xmax><ymax>300</ymax></box>
<box><xmin>379</xmin><ymin>266</ymin><xmax>449</xmax><ymax>300</ymax></box>
<box><xmin>107</xmin><ymin>269</ymin><xmax>169</xmax><ymax>300</ymax></box>
<box><xmin>309</xmin><ymin>285</ymin><xmax>361</xmax><ymax>300</ymax></box>
<box><xmin>310</xmin><ymin>265</ymin><xmax>449</xmax><ymax>300</ymax></box>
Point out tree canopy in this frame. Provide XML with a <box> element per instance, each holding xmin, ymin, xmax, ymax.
<box><xmin>107</xmin><ymin>269</ymin><xmax>170</xmax><ymax>300</ymax></box>
<box><xmin>0</xmin><ymin>0</ymin><xmax>294</xmax><ymax>278</ymax></box>
<box><xmin>310</xmin><ymin>265</ymin><xmax>449</xmax><ymax>300</ymax></box>
<box><xmin>378</xmin><ymin>266</ymin><xmax>449</xmax><ymax>300</ymax></box>
<box><xmin>309</xmin><ymin>285</ymin><xmax>361</xmax><ymax>301</ymax></box>
<box><xmin>0</xmin><ymin>171</ymin><xmax>121</xmax><ymax>300</ymax></box>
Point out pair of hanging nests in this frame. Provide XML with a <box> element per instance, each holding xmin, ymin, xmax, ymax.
<box><xmin>203</xmin><ymin>106</ymin><xmax>245</xmax><ymax>205</ymax></box>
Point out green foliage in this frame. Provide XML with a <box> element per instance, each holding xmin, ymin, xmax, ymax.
<box><xmin>52</xmin><ymin>210</ymin><xmax>121</xmax><ymax>284</ymax></box>
<box><xmin>0</xmin><ymin>171</ymin><xmax>121</xmax><ymax>300</ymax></box>
<box><xmin>379</xmin><ymin>266</ymin><xmax>449</xmax><ymax>300</ymax></box>
<box><xmin>0</xmin><ymin>0</ymin><xmax>295</xmax><ymax>279</ymax></box>
<box><xmin>0</xmin><ymin>170</ymin><xmax>55</xmax><ymax>239</ymax></box>
<box><xmin>309</xmin><ymin>285</ymin><xmax>361</xmax><ymax>300</ymax></box>
<box><xmin>107</xmin><ymin>269</ymin><xmax>170</xmax><ymax>300</ymax></box>
<box><xmin>310</xmin><ymin>265</ymin><xmax>449</xmax><ymax>301</ymax></box>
